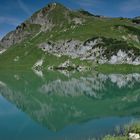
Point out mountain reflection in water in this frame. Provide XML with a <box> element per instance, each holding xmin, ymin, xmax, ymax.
<box><xmin>0</xmin><ymin>70</ymin><xmax>140</xmax><ymax>140</ymax></box>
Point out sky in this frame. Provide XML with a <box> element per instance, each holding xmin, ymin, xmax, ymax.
<box><xmin>0</xmin><ymin>0</ymin><xmax>140</xmax><ymax>39</ymax></box>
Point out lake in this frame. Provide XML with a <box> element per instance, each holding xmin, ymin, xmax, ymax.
<box><xmin>0</xmin><ymin>69</ymin><xmax>140</xmax><ymax>140</ymax></box>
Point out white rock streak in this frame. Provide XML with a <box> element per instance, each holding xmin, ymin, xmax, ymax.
<box><xmin>0</xmin><ymin>49</ymin><xmax>6</xmax><ymax>54</ymax></box>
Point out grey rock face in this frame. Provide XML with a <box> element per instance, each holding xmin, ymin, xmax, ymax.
<box><xmin>28</xmin><ymin>4</ymin><xmax>56</xmax><ymax>31</ymax></box>
<box><xmin>0</xmin><ymin>25</ymin><xmax>30</xmax><ymax>48</ymax></box>
<box><xmin>0</xmin><ymin>22</ymin><xmax>41</xmax><ymax>48</ymax></box>
<box><xmin>39</xmin><ymin>38</ymin><xmax>140</xmax><ymax>65</ymax></box>
<box><xmin>0</xmin><ymin>3</ymin><xmax>58</xmax><ymax>48</ymax></box>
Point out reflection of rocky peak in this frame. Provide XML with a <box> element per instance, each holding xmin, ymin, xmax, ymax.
<box><xmin>0</xmin><ymin>72</ymin><xmax>140</xmax><ymax>131</ymax></box>
<box><xmin>39</xmin><ymin>77</ymin><xmax>105</xmax><ymax>98</ymax></box>
<box><xmin>39</xmin><ymin>73</ymin><xmax>140</xmax><ymax>98</ymax></box>
<box><xmin>109</xmin><ymin>73</ymin><xmax>140</xmax><ymax>88</ymax></box>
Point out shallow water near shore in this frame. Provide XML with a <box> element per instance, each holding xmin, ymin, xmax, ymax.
<box><xmin>0</xmin><ymin>69</ymin><xmax>140</xmax><ymax>140</ymax></box>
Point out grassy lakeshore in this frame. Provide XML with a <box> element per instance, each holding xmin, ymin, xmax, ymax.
<box><xmin>103</xmin><ymin>122</ymin><xmax>140</xmax><ymax>140</ymax></box>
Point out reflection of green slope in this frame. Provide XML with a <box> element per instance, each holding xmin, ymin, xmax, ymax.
<box><xmin>0</xmin><ymin>70</ymin><xmax>140</xmax><ymax>131</ymax></box>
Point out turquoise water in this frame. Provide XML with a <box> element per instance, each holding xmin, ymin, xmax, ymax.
<box><xmin>0</xmin><ymin>70</ymin><xmax>140</xmax><ymax>140</ymax></box>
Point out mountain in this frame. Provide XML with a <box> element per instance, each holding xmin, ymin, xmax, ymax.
<box><xmin>0</xmin><ymin>2</ymin><xmax>140</xmax><ymax>70</ymax></box>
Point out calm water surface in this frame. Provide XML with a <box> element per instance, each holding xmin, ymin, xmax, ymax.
<box><xmin>0</xmin><ymin>70</ymin><xmax>140</xmax><ymax>140</ymax></box>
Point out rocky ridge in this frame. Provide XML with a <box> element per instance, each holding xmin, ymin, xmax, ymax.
<box><xmin>0</xmin><ymin>3</ymin><xmax>71</xmax><ymax>48</ymax></box>
<box><xmin>0</xmin><ymin>2</ymin><xmax>140</xmax><ymax>66</ymax></box>
<box><xmin>39</xmin><ymin>37</ymin><xmax>140</xmax><ymax>65</ymax></box>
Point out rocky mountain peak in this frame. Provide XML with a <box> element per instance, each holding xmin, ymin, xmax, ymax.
<box><xmin>27</xmin><ymin>3</ymin><xmax>60</xmax><ymax>25</ymax></box>
<box><xmin>0</xmin><ymin>3</ymin><xmax>71</xmax><ymax>48</ymax></box>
